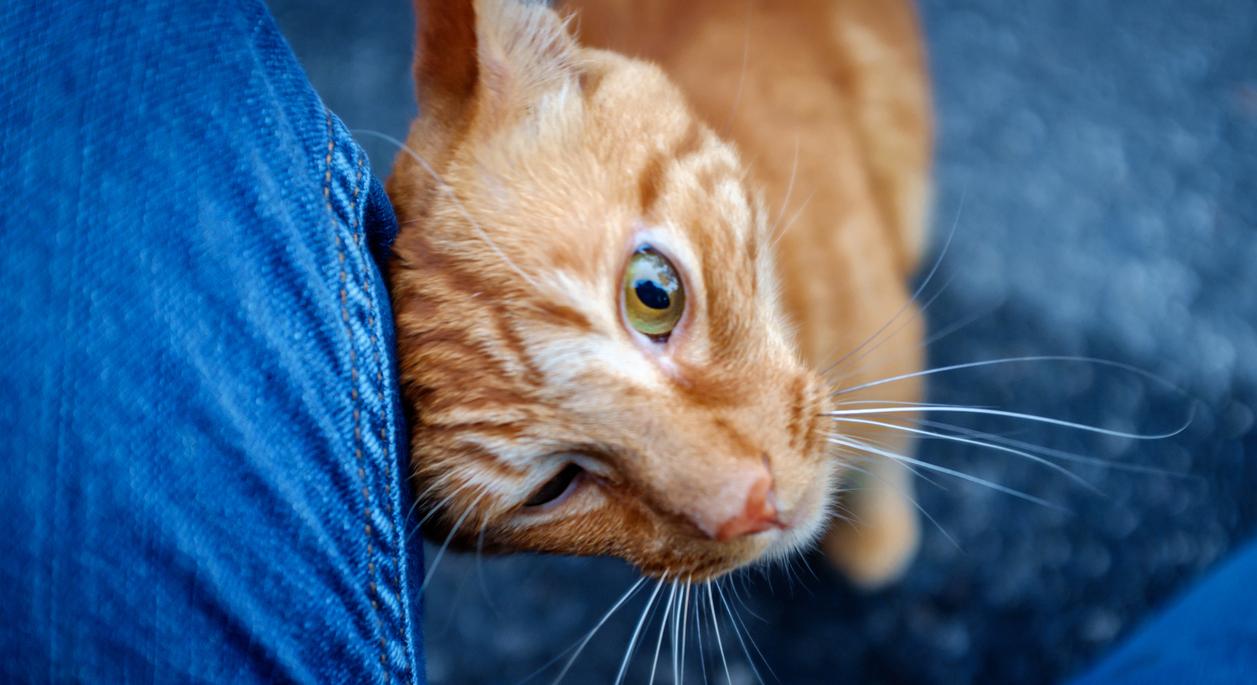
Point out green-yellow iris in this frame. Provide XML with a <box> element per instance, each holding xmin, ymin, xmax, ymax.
<box><xmin>623</xmin><ymin>247</ymin><xmax>685</xmax><ymax>339</ymax></box>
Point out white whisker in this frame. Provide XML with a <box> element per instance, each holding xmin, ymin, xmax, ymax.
<box><xmin>695</xmin><ymin>582</ymin><xmax>710</xmax><ymax>685</ymax></box>
<box><xmin>832</xmin><ymin>447</ymin><xmax>961</xmax><ymax>549</ymax></box>
<box><xmin>410</xmin><ymin>482</ymin><xmax>471</xmax><ymax>538</ymax></box>
<box><xmin>714</xmin><ymin>581</ymin><xmax>762</xmax><ymax>685</ymax></box>
<box><xmin>829</xmin><ymin>435</ymin><xmax>1064</xmax><ymax>510</ymax></box>
<box><xmin>680</xmin><ymin>580</ymin><xmax>692</xmax><ymax>685</ymax></box>
<box><xmin>769</xmin><ymin>191</ymin><xmax>815</xmax><ymax>250</ymax></box>
<box><xmin>719</xmin><ymin>0</ymin><xmax>752</xmax><ymax>135</ymax></box>
<box><xmin>770</xmin><ymin>136</ymin><xmax>801</xmax><ymax>236</ymax></box>
<box><xmin>831</xmin><ymin>355</ymin><xmax>1184</xmax><ymax>402</ymax></box>
<box><xmin>827</xmin><ymin>401</ymin><xmax>1187</xmax><ymax>441</ymax></box>
<box><xmin>821</xmin><ymin>190</ymin><xmax>966</xmax><ymax>379</ymax></box>
<box><xmin>651</xmin><ymin>581</ymin><xmax>677</xmax><ymax>685</ymax></box>
<box><xmin>707</xmin><ymin>584</ymin><xmax>733</xmax><ymax>685</ymax></box>
<box><xmin>839</xmin><ymin>441</ymin><xmax>949</xmax><ymax>491</ymax></box>
<box><xmin>352</xmin><ymin>128</ymin><xmax>540</xmax><ymax>289</ymax></box>
<box><xmin>549</xmin><ymin>577</ymin><xmax>648</xmax><ymax>685</ymax></box>
<box><xmin>827</xmin><ymin>268</ymin><xmax>959</xmax><ymax>388</ymax></box>
<box><xmin>420</xmin><ymin>490</ymin><xmax>489</xmax><ymax>594</ymax></box>
<box><xmin>832</xmin><ymin>417</ymin><xmax>1101</xmax><ymax>492</ymax></box>
<box><xmin>916</xmin><ymin>418</ymin><xmax>1192</xmax><ymax>478</ymax></box>
<box><xmin>615</xmin><ymin>578</ymin><xmax>668</xmax><ymax>685</ymax></box>
<box><xmin>474</xmin><ymin>524</ymin><xmax>501</xmax><ymax>615</ymax></box>
<box><xmin>919</xmin><ymin>295</ymin><xmax>1007</xmax><ymax>349</ymax></box>
<box><xmin>671</xmin><ymin>580</ymin><xmax>682</xmax><ymax>685</ymax></box>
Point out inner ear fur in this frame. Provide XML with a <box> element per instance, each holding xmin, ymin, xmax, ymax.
<box><xmin>394</xmin><ymin>0</ymin><xmax>581</xmax><ymax>219</ymax></box>
<box><xmin>412</xmin><ymin>0</ymin><xmax>580</xmax><ymax>128</ymax></box>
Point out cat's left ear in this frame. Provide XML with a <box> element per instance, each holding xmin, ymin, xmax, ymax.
<box><xmin>472</xmin><ymin>0</ymin><xmax>580</xmax><ymax>123</ymax></box>
<box><xmin>412</xmin><ymin>0</ymin><xmax>579</xmax><ymax>128</ymax></box>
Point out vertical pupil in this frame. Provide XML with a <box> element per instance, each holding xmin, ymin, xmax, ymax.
<box><xmin>634</xmin><ymin>280</ymin><xmax>671</xmax><ymax>310</ymax></box>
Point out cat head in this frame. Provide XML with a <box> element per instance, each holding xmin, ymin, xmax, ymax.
<box><xmin>387</xmin><ymin>0</ymin><xmax>836</xmax><ymax>579</ymax></box>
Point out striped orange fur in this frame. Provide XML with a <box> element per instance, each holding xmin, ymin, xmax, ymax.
<box><xmin>387</xmin><ymin>0</ymin><xmax>931</xmax><ymax>585</ymax></box>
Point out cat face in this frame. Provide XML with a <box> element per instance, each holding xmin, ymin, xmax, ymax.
<box><xmin>388</xmin><ymin>0</ymin><xmax>836</xmax><ymax>579</ymax></box>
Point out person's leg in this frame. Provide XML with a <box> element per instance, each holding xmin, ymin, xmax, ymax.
<box><xmin>1070</xmin><ymin>538</ymin><xmax>1257</xmax><ymax>685</ymax></box>
<box><xmin>0</xmin><ymin>0</ymin><xmax>423</xmax><ymax>681</ymax></box>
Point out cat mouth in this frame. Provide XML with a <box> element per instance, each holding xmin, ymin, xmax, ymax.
<box><xmin>647</xmin><ymin>497</ymin><xmax>829</xmax><ymax>581</ymax></box>
<box><xmin>758</xmin><ymin>479</ymin><xmax>833</xmax><ymax>562</ymax></box>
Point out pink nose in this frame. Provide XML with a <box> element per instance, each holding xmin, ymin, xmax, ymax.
<box><xmin>714</xmin><ymin>473</ymin><xmax>782</xmax><ymax>541</ymax></box>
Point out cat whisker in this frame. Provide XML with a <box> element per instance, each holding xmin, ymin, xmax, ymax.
<box><xmin>407</xmin><ymin>477</ymin><xmax>486</xmax><ymax>545</ymax></box>
<box><xmin>832</xmin><ymin>416</ymin><xmax>1101</xmax><ymax>493</ymax></box>
<box><xmin>839</xmin><ymin>441</ymin><xmax>950</xmax><ymax>491</ymax></box>
<box><xmin>706</xmin><ymin>583</ymin><xmax>734</xmax><ymax>685</ymax></box>
<box><xmin>680</xmin><ymin>579</ymin><xmax>692</xmax><ymax>685</ymax></box>
<box><xmin>352</xmin><ymin>128</ymin><xmax>541</xmax><ymax>289</ymax></box>
<box><xmin>474</xmin><ymin>523</ymin><xmax>501</xmax><ymax>616</ymax></box>
<box><xmin>715</xmin><ymin>580</ymin><xmax>768</xmax><ymax>685</ymax></box>
<box><xmin>649</xmin><ymin>581</ymin><xmax>678</xmax><ymax>685</ymax></box>
<box><xmin>820</xmin><ymin>190</ymin><xmax>965</xmax><ymax>380</ymax></box>
<box><xmin>826</xmin><ymin>268</ymin><xmax>959</xmax><ymax>389</ymax></box>
<box><xmin>831</xmin><ymin>446</ymin><xmax>972</xmax><ymax>551</ymax></box>
<box><xmin>834</xmin><ymin>398</ymin><xmax>994</xmax><ymax>409</ymax></box>
<box><xmin>406</xmin><ymin>483</ymin><xmax>464</xmax><ymax>545</ymax></box>
<box><xmin>800</xmin><ymin>550</ymin><xmax>821</xmax><ymax>583</ymax></box>
<box><xmin>787</xmin><ymin>555</ymin><xmax>815</xmax><ymax>596</ymax></box>
<box><xmin>403</xmin><ymin>479</ymin><xmax>446</xmax><ymax>535</ymax></box>
<box><xmin>918</xmin><ymin>294</ymin><xmax>1008</xmax><ymax>350</ymax></box>
<box><xmin>420</xmin><ymin>489</ymin><xmax>490</xmax><ymax>594</ymax></box>
<box><xmin>767</xmin><ymin>135</ymin><xmax>802</xmax><ymax>246</ymax></box>
<box><xmin>827</xmin><ymin>401</ymin><xmax>1189</xmax><ymax>441</ymax></box>
<box><xmin>828</xmin><ymin>434</ymin><xmax>1064</xmax><ymax>510</ymax></box>
<box><xmin>822</xmin><ymin>495</ymin><xmax>858</xmax><ymax>527</ymax></box>
<box><xmin>768</xmin><ymin>191</ymin><xmax>815</xmax><ymax>251</ymax></box>
<box><xmin>671</xmin><ymin>581</ymin><xmax>682</xmax><ymax>685</ymax></box>
<box><xmin>781</xmin><ymin>558</ymin><xmax>797</xmax><ymax>595</ymax></box>
<box><xmin>915</xmin><ymin>418</ymin><xmax>1193</xmax><ymax>478</ymax></box>
<box><xmin>773</xmin><ymin>136</ymin><xmax>800</xmax><ymax>229</ymax></box>
<box><xmin>719</xmin><ymin>0</ymin><xmax>753</xmax><ymax>135</ymax></box>
<box><xmin>615</xmin><ymin>577</ymin><xmax>668</xmax><ymax>685</ymax></box>
<box><xmin>727</xmin><ymin>575</ymin><xmax>764</xmax><ymax>624</ymax></box>
<box><xmin>695</xmin><ymin>581</ymin><xmax>709</xmax><ymax>685</ymax></box>
<box><xmin>548</xmin><ymin>577</ymin><xmax>648</xmax><ymax>685</ymax></box>
<box><xmin>830</xmin><ymin>355</ymin><xmax>1190</xmax><ymax>406</ymax></box>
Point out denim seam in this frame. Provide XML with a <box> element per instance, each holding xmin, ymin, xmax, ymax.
<box><xmin>325</xmin><ymin>112</ymin><xmax>388</xmax><ymax>684</ymax></box>
<box><xmin>355</xmin><ymin>153</ymin><xmax>413</xmax><ymax>682</ymax></box>
<box><xmin>351</xmin><ymin>155</ymin><xmax>412</xmax><ymax>684</ymax></box>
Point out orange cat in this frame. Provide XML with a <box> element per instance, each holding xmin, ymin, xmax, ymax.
<box><xmin>387</xmin><ymin>0</ymin><xmax>931</xmax><ymax>587</ymax></box>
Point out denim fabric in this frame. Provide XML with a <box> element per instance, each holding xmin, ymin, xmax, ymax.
<box><xmin>1071</xmin><ymin>538</ymin><xmax>1257</xmax><ymax>685</ymax></box>
<box><xmin>0</xmin><ymin>0</ymin><xmax>423</xmax><ymax>682</ymax></box>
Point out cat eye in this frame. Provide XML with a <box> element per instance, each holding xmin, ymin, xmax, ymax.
<box><xmin>523</xmin><ymin>463</ymin><xmax>584</xmax><ymax>508</ymax></box>
<box><xmin>623</xmin><ymin>247</ymin><xmax>686</xmax><ymax>340</ymax></box>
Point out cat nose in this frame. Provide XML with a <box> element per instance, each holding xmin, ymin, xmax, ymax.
<box><xmin>713</xmin><ymin>472</ymin><xmax>782</xmax><ymax>541</ymax></box>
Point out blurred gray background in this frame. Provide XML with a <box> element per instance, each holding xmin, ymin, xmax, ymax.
<box><xmin>268</xmin><ymin>1</ymin><xmax>1257</xmax><ymax>683</ymax></box>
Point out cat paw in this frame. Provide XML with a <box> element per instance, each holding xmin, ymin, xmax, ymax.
<box><xmin>823</xmin><ymin>486</ymin><xmax>920</xmax><ymax>589</ymax></box>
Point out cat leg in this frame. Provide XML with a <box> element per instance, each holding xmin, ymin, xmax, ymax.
<box><xmin>823</xmin><ymin>451</ymin><xmax>920</xmax><ymax>588</ymax></box>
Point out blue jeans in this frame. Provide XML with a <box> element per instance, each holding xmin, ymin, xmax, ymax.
<box><xmin>1070</xmin><ymin>538</ymin><xmax>1257</xmax><ymax>684</ymax></box>
<box><xmin>0</xmin><ymin>0</ymin><xmax>423</xmax><ymax>681</ymax></box>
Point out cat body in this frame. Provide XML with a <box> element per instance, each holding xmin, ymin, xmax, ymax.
<box><xmin>388</xmin><ymin>0</ymin><xmax>931</xmax><ymax>585</ymax></box>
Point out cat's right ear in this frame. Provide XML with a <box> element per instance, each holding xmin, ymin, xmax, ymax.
<box><xmin>413</xmin><ymin>0</ymin><xmax>480</xmax><ymax>123</ymax></box>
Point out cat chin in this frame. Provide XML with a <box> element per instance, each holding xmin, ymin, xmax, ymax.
<box><xmin>638</xmin><ymin>505</ymin><xmax>831</xmax><ymax>582</ymax></box>
<box><xmin>666</xmin><ymin>532</ymin><xmax>824</xmax><ymax>582</ymax></box>
<box><xmin>763</xmin><ymin>511</ymin><xmax>830</xmax><ymax>565</ymax></box>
